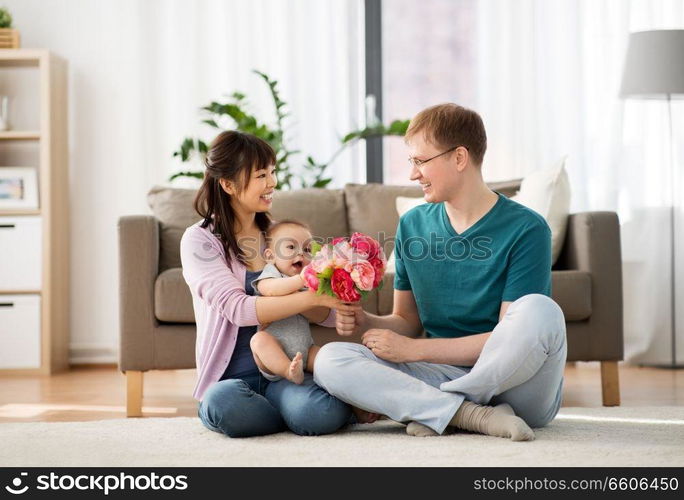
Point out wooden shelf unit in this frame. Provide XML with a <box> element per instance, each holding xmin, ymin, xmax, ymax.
<box><xmin>0</xmin><ymin>209</ymin><xmax>41</xmax><ymax>216</ymax></box>
<box><xmin>0</xmin><ymin>49</ymin><xmax>69</xmax><ymax>375</ymax></box>
<box><xmin>0</xmin><ymin>131</ymin><xmax>41</xmax><ymax>140</ymax></box>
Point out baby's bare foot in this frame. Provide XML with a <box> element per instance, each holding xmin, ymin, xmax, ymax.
<box><xmin>351</xmin><ymin>406</ymin><xmax>380</xmax><ymax>424</ymax></box>
<box><xmin>287</xmin><ymin>352</ymin><xmax>304</xmax><ymax>385</ymax></box>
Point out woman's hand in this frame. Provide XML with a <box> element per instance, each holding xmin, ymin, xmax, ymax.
<box><xmin>309</xmin><ymin>290</ymin><xmax>358</xmax><ymax>314</ymax></box>
<box><xmin>336</xmin><ymin>302</ymin><xmax>367</xmax><ymax>337</ymax></box>
<box><xmin>362</xmin><ymin>328</ymin><xmax>416</xmax><ymax>363</ymax></box>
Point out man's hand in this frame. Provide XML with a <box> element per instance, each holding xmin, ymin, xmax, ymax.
<box><xmin>336</xmin><ymin>302</ymin><xmax>367</xmax><ymax>336</ymax></box>
<box><xmin>362</xmin><ymin>328</ymin><xmax>416</xmax><ymax>363</ymax></box>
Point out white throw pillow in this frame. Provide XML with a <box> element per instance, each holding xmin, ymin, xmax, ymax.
<box><xmin>386</xmin><ymin>156</ymin><xmax>571</xmax><ymax>273</ymax></box>
<box><xmin>510</xmin><ymin>156</ymin><xmax>571</xmax><ymax>264</ymax></box>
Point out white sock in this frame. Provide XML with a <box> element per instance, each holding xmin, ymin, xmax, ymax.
<box><xmin>449</xmin><ymin>401</ymin><xmax>535</xmax><ymax>441</ymax></box>
<box><xmin>406</xmin><ymin>421</ymin><xmax>440</xmax><ymax>437</ymax></box>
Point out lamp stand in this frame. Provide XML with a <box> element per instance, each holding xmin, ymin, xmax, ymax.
<box><xmin>663</xmin><ymin>95</ymin><xmax>683</xmax><ymax>368</ymax></box>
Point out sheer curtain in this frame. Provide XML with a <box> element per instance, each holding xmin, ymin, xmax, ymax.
<box><xmin>7</xmin><ymin>0</ymin><xmax>364</xmax><ymax>362</ymax></box>
<box><xmin>475</xmin><ymin>0</ymin><xmax>684</xmax><ymax>363</ymax></box>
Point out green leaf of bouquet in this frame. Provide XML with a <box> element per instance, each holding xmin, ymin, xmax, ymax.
<box><xmin>319</xmin><ymin>279</ymin><xmax>334</xmax><ymax>297</ymax></box>
<box><xmin>317</xmin><ymin>267</ymin><xmax>333</xmax><ymax>279</ymax></box>
<box><xmin>310</xmin><ymin>241</ymin><xmax>322</xmax><ymax>256</ymax></box>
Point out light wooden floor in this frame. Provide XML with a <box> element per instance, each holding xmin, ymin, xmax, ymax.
<box><xmin>0</xmin><ymin>362</ymin><xmax>682</xmax><ymax>422</ymax></box>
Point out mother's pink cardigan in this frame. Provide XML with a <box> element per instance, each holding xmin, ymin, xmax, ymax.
<box><xmin>180</xmin><ymin>221</ymin><xmax>336</xmax><ymax>401</ymax></box>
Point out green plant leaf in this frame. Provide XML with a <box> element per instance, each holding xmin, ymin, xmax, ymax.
<box><xmin>312</xmin><ymin>178</ymin><xmax>333</xmax><ymax>188</ymax></box>
<box><xmin>387</xmin><ymin>119</ymin><xmax>410</xmax><ymax>135</ymax></box>
<box><xmin>0</xmin><ymin>8</ymin><xmax>13</xmax><ymax>28</ymax></box>
<box><xmin>342</xmin><ymin>131</ymin><xmax>360</xmax><ymax>143</ymax></box>
<box><xmin>172</xmin><ymin>69</ymin><xmax>409</xmax><ymax>192</ymax></box>
<box><xmin>168</xmin><ymin>170</ymin><xmax>204</xmax><ymax>181</ymax></box>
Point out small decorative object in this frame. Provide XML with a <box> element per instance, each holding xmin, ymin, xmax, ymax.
<box><xmin>0</xmin><ymin>167</ymin><xmax>39</xmax><ymax>210</ymax></box>
<box><xmin>0</xmin><ymin>96</ymin><xmax>9</xmax><ymax>131</ymax></box>
<box><xmin>0</xmin><ymin>7</ymin><xmax>19</xmax><ymax>48</ymax></box>
<box><xmin>302</xmin><ymin>232</ymin><xmax>386</xmax><ymax>302</ymax></box>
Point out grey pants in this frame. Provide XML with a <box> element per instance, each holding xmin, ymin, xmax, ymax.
<box><xmin>313</xmin><ymin>294</ymin><xmax>567</xmax><ymax>434</ymax></box>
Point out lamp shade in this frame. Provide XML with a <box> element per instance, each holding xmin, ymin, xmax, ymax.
<box><xmin>620</xmin><ymin>30</ymin><xmax>684</xmax><ymax>99</ymax></box>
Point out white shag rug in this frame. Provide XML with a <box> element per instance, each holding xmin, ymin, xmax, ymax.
<box><xmin>1</xmin><ymin>407</ymin><xmax>683</xmax><ymax>467</ymax></box>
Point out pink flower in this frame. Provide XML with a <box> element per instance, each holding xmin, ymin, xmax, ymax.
<box><xmin>350</xmin><ymin>232</ymin><xmax>381</xmax><ymax>260</ymax></box>
<box><xmin>332</xmin><ymin>240</ymin><xmax>355</xmax><ymax>269</ymax></box>
<box><xmin>350</xmin><ymin>260</ymin><xmax>375</xmax><ymax>291</ymax></box>
<box><xmin>331</xmin><ymin>268</ymin><xmax>361</xmax><ymax>302</ymax></box>
<box><xmin>331</xmin><ymin>236</ymin><xmax>348</xmax><ymax>246</ymax></box>
<box><xmin>310</xmin><ymin>246</ymin><xmax>332</xmax><ymax>273</ymax></box>
<box><xmin>301</xmin><ymin>265</ymin><xmax>319</xmax><ymax>291</ymax></box>
<box><xmin>369</xmin><ymin>256</ymin><xmax>385</xmax><ymax>288</ymax></box>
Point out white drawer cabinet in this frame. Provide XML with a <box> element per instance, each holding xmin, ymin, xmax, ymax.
<box><xmin>0</xmin><ymin>50</ymin><xmax>69</xmax><ymax>375</ymax></box>
<box><xmin>0</xmin><ymin>216</ymin><xmax>43</xmax><ymax>291</ymax></box>
<box><xmin>0</xmin><ymin>294</ymin><xmax>41</xmax><ymax>369</ymax></box>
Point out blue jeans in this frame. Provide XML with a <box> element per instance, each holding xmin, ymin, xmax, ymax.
<box><xmin>315</xmin><ymin>294</ymin><xmax>567</xmax><ymax>433</ymax></box>
<box><xmin>198</xmin><ymin>371</ymin><xmax>352</xmax><ymax>437</ymax></box>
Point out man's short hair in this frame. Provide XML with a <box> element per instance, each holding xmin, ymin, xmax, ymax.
<box><xmin>405</xmin><ymin>103</ymin><xmax>487</xmax><ymax>166</ymax></box>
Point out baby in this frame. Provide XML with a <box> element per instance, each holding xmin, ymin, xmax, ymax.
<box><xmin>249</xmin><ymin>220</ymin><xmax>323</xmax><ymax>384</ymax></box>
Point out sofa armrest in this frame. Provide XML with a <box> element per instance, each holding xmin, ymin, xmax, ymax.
<box><xmin>559</xmin><ymin>211</ymin><xmax>624</xmax><ymax>360</ymax></box>
<box><xmin>118</xmin><ymin>215</ymin><xmax>160</xmax><ymax>371</ymax></box>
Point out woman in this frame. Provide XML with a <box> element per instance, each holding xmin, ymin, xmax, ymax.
<box><xmin>181</xmin><ymin>130</ymin><xmax>357</xmax><ymax>437</ymax></box>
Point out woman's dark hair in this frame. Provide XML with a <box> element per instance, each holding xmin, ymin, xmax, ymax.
<box><xmin>194</xmin><ymin>130</ymin><xmax>275</xmax><ymax>265</ymax></box>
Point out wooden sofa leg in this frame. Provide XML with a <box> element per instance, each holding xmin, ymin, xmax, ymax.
<box><xmin>600</xmin><ymin>361</ymin><xmax>620</xmax><ymax>406</ymax></box>
<box><xmin>126</xmin><ymin>371</ymin><xmax>143</xmax><ymax>417</ymax></box>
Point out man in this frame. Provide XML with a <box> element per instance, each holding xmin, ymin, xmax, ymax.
<box><xmin>314</xmin><ymin>103</ymin><xmax>567</xmax><ymax>440</ymax></box>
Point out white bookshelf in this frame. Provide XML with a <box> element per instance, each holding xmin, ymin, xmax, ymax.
<box><xmin>0</xmin><ymin>49</ymin><xmax>69</xmax><ymax>375</ymax></box>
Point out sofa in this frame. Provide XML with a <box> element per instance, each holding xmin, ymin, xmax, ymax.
<box><xmin>119</xmin><ymin>180</ymin><xmax>623</xmax><ymax>417</ymax></box>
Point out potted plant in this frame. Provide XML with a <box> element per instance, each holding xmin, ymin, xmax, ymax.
<box><xmin>0</xmin><ymin>7</ymin><xmax>19</xmax><ymax>49</ymax></box>
<box><xmin>171</xmin><ymin>70</ymin><xmax>409</xmax><ymax>190</ymax></box>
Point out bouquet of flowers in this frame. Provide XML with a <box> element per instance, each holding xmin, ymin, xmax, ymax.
<box><xmin>301</xmin><ymin>232</ymin><xmax>387</xmax><ymax>302</ymax></box>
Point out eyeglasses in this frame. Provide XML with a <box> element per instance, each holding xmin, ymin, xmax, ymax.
<box><xmin>408</xmin><ymin>145</ymin><xmax>465</xmax><ymax>168</ymax></box>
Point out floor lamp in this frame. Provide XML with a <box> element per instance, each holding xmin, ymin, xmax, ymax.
<box><xmin>620</xmin><ymin>30</ymin><xmax>684</xmax><ymax>368</ymax></box>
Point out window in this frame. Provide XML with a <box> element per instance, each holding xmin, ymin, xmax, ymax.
<box><xmin>368</xmin><ymin>0</ymin><xmax>477</xmax><ymax>184</ymax></box>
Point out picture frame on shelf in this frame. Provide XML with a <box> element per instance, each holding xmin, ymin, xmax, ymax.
<box><xmin>0</xmin><ymin>166</ymin><xmax>39</xmax><ymax>210</ymax></box>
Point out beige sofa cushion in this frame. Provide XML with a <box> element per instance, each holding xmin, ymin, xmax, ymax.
<box><xmin>344</xmin><ymin>184</ymin><xmax>423</xmax><ymax>256</ymax></box>
<box><xmin>551</xmin><ymin>270</ymin><xmax>592</xmax><ymax>321</ymax></box>
<box><xmin>270</xmin><ymin>188</ymin><xmax>348</xmax><ymax>241</ymax></box>
<box><xmin>147</xmin><ymin>186</ymin><xmax>350</xmax><ymax>271</ymax></box>
<box><xmin>153</xmin><ymin>267</ymin><xmax>377</xmax><ymax>324</ymax></box>
<box><xmin>155</xmin><ymin>268</ymin><xmax>195</xmax><ymax>323</ymax></box>
<box><xmin>148</xmin><ymin>186</ymin><xmax>200</xmax><ymax>272</ymax></box>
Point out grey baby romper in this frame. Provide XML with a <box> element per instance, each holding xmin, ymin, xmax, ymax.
<box><xmin>251</xmin><ymin>263</ymin><xmax>314</xmax><ymax>381</ymax></box>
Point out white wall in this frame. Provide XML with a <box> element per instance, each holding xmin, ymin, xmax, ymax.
<box><xmin>4</xmin><ymin>0</ymin><xmax>364</xmax><ymax>363</ymax></box>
